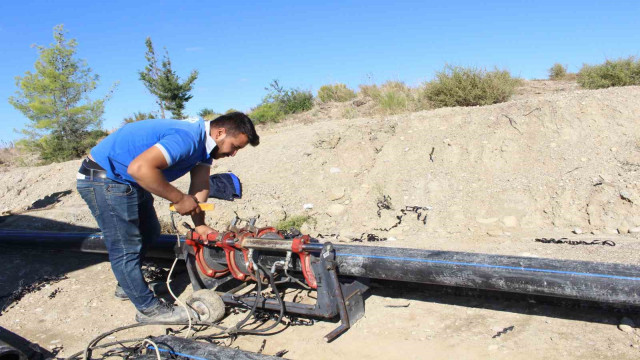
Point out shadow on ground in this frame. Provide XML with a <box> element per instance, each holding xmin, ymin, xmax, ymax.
<box><xmin>0</xmin><ymin>216</ymin><xmax>191</xmax><ymax>314</ymax></box>
<box><xmin>371</xmin><ymin>279</ymin><xmax>636</xmax><ymax>328</ymax></box>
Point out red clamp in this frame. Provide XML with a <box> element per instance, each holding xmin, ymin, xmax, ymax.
<box><xmin>186</xmin><ymin>230</ymin><xmax>229</xmax><ymax>279</ymax></box>
<box><xmin>216</xmin><ymin>231</ymin><xmax>248</xmax><ymax>281</ymax></box>
<box><xmin>291</xmin><ymin>235</ymin><xmax>318</xmax><ymax>289</ymax></box>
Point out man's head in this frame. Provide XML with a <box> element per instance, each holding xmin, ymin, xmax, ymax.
<box><xmin>209</xmin><ymin>112</ymin><xmax>260</xmax><ymax>159</ymax></box>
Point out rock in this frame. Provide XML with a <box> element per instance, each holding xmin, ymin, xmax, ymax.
<box><xmin>572</xmin><ymin>227</ymin><xmax>583</xmax><ymax>235</ymax></box>
<box><xmin>328</xmin><ymin>187</ymin><xmax>345</xmax><ymax>201</ymax></box>
<box><xmin>620</xmin><ymin>190</ymin><xmax>633</xmax><ymax>203</ymax></box>
<box><xmin>303</xmin><ymin>203</ymin><xmax>314</xmax><ymax>210</ymax></box>
<box><xmin>618</xmin><ymin>221</ymin><xmax>630</xmax><ymax>235</ymax></box>
<box><xmin>476</xmin><ymin>217</ymin><xmax>499</xmax><ymax>224</ymax></box>
<box><xmin>618</xmin><ymin>317</ymin><xmax>635</xmax><ymax>333</ymax></box>
<box><xmin>502</xmin><ymin>216</ymin><xmax>518</xmax><ymax>228</ymax></box>
<box><xmin>327</xmin><ymin>204</ymin><xmax>346</xmax><ymax>217</ymax></box>
<box><xmin>329</xmin><ymin>167</ymin><xmax>341</xmax><ymax>174</ymax></box>
<box><xmin>629</xmin><ymin>227</ymin><xmax>640</xmax><ymax>234</ymax></box>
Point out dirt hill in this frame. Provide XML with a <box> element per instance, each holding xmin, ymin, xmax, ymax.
<box><xmin>1</xmin><ymin>80</ymin><xmax>640</xmax><ymax>359</ymax></box>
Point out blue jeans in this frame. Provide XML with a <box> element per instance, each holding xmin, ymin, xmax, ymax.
<box><xmin>77</xmin><ymin>177</ymin><xmax>161</xmax><ymax>311</ymax></box>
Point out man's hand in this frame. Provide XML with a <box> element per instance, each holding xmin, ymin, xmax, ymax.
<box><xmin>195</xmin><ymin>225</ymin><xmax>216</xmax><ymax>244</ymax></box>
<box><xmin>173</xmin><ymin>194</ymin><xmax>201</xmax><ymax>216</ymax></box>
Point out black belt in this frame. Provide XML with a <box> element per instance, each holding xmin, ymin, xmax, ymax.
<box><xmin>78</xmin><ymin>159</ymin><xmax>107</xmax><ymax>179</ymax></box>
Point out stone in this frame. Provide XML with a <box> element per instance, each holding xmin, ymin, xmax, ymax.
<box><xmin>572</xmin><ymin>227</ymin><xmax>583</xmax><ymax>235</ymax></box>
<box><xmin>618</xmin><ymin>221</ymin><xmax>630</xmax><ymax>235</ymax></box>
<box><xmin>303</xmin><ymin>203</ymin><xmax>314</xmax><ymax>210</ymax></box>
<box><xmin>502</xmin><ymin>216</ymin><xmax>518</xmax><ymax>228</ymax></box>
<box><xmin>629</xmin><ymin>227</ymin><xmax>640</xmax><ymax>234</ymax></box>
<box><xmin>620</xmin><ymin>190</ymin><xmax>633</xmax><ymax>203</ymax></box>
<box><xmin>327</xmin><ymin>204</ymin><xmax>346</xmax><ymax>217</ymax></box>
<box><xmin>618</xmin><ymin>317</ymin><xmax>635</xmax><ymax>333</ymax></box>
<box><xmin>328</xmin><ymin>187</ymin><xmax>345</xmax><ymax>201</ymax></box>
<box><xmin>329</xmin><ymin>167</ymin><xmax>341</xmax><ymax>174</ymax></box>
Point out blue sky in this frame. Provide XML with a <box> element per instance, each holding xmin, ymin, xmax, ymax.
<box><xmin>1</xmin><ymin>0</ymin><xmax>639</xmax><ymax>142</ymax></box>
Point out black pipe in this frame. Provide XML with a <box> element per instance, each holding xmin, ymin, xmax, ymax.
<box><xmin>0</xmin><ymin>229</ymin><xmax>177</xmax><ymax>259</ymax></box>
<box><xmin>2</xmin><ymin>230</ymin><xmax>640</xmax><ymax>306</ymax></box>
<box><xmin>332</xmin><ymin>245</ymin><xmax>640</xmax><ymax>306</ymax></box>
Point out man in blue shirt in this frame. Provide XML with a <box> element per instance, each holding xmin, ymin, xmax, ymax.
<box><xmin>76</xmin><ymin>112</ymin><xmax>259</xmax><ymax>323</ymax></box>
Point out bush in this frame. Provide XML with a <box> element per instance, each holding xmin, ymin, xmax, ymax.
<box><xmin>359</xmin><ymin>81</ymin><xmax>422</xmax><ymax>114</ymax></box>
<box><xmin>28</xmin><ymin>129</ymin><xmax>108</xmax><ymax>163</ymax></box>
<box><xmin>0</xmin><ymin>141</ymin><xmax>20</xmax><ymax>166</ymax></box>
<box><xmin>281</xmin><ymin>89</ymin><xmax>314</xmax><ymax>114</ymax></box>
<box><xmin>250</xmin><ymin>80</ymin><xmax>314</xmax><ymax>123</ymax></box>
<box><xmin>577</xmin><ymin>57</ymin><xmax>640</xmax><ymax>89</ymax></box>
<box><xmin>122</xmin><ymin>111</ymin><xmax>156</xmax><ymax>125</ymax></box>
<box><xmin>276</xmin><ymin>214</ymin><xmax>312</xmax><ymax>231</ymax></box>
<box><xmin>225</xmin><ymin>108</ymin><xmax>239</xmax><ymax>114</ymax></box>
<box><xmin>249</xmin><ymin>102</ymin><xmax>285</xmax><ymax>124</ymax></box>
<box><xmin>422</xmin><ymin>65</ymin><xmax>522</xmax><ymax>108</ymax></box>
<box><xmin>548</xmin><ymin>63</ymin><xmax>568</xmax><ymax>80</ymax></box>
<box><xmin>198</xmin><ymin>108</ymin><xmax>219</xmax><ymax>120</ymax></box>
<box><xmin>317</xmin><ymin>83</ymin><xmax>357</xmax><ymax>103</ymax></box>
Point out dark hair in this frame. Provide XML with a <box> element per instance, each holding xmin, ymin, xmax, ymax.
<box><xmin>210</xmin><ymin>112</ymin><xmax>260</xmax><ymax>146</ymax></box>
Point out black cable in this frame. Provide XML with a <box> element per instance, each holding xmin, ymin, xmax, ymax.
<box><xmin>71</xmin><ymin>262</ymin><xmax>286</xmax><ymax>358</ymax></box>
<box><xmin>239</xmin><ymin>263</ymin><xmax>285</xmax><ymax>334</ymax></box>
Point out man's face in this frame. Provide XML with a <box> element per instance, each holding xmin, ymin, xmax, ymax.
<box><xmin>211</xmin><ymin>128</ymin><xmax>249</xmax><ymax>159</ymax></box>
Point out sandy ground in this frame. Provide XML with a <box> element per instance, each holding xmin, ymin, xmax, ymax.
<box><xmin>1</xmin><ymin>80</ymin><xmax>640</xmax><ymax>359</ymax></box>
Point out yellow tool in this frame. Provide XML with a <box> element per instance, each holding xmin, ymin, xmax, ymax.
<box><xmin>169</xmin><ymin>203</ymin><xmax>215</xmax><ymax>212</ymax></box>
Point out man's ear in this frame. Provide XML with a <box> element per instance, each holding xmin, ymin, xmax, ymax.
<box><xmin>213</xmin><ymin>127</ymin><xmax>227</xmax><ymax>140</ymax></box>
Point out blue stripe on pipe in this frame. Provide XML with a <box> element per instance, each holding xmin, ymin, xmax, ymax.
<box><xmin>146</xmin><ymin>345</ymin><xmax>212</xmax><ymax>360</ymax></box>
<box><xmin>336</xmin><ymin>253</ymin><xmax>640</xmax><ymax>282</ymax></box>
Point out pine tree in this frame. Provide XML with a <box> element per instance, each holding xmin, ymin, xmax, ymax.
<box><xmin>139</xmin><ymin>38</ymin><xmax>198</xmax><ymax>119</ymax></box>
<box><xmin>8</xmin><ymin>24</ymin><xmax>115</xmax><ymax>163</ymax></box>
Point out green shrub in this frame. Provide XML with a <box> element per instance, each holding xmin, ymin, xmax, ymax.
<box><xmin>27</xmin><ymin>129</ymin><xmax>109</xmax><ymax>163</ymax></box>
<box><xmin>423</xmin><ymin>65</ymin><xmax>522</xmax><ymax>108</ymax></box>
<box><xmin>358</xmin><ymin>84</ymin><xmax>381</xmax><ymax>99</ymax></box>
<box><xmin>281</xmin><ymin>89</ymin><xmax>314</xmax><ymax>114</ymax></box>
<box><xmin>122</xmin><ymin>111</ymin><xmax>157</xmax><ymax>125</ymax></box>
<box><xmin>249</xmin><ymin>102</ymin><xmax>285</xmax><ymax>124</ymax></box>
<box><xmin>276</xmin><ymin>214</ymin><xmax>313</xmax><ymax>231</ymax></box>
<box><xmin>548</xmin><ymin>63</ymin><xmax>568</xmax><ymax>80</ymax></box>
<box><xmin>250</xmin><ymin>80</ymin><xmax>314</xmax><ymax>123</ymax></box>
<box><xmin>317</xmin><ymin>83</ymin><xmax>357</xmax><ymax>103</ymax></box>
<box><xmin>225</xmin><ymin>108</ymin><xmax>239</xmax><ymax>114</ymax></box>
<box><xmin>577</xmin><ymin>57</ymin><xmax>640</xmax><ymax>89</ymax></box>
<box><xmin>198</xmin><ymin>108</ymin><xmax>219</xmax><ymax>120</ymax></box>
<box><xmin>358</xmin><ymin>81</ymin><xmax>420</xmax><ymax>114</ymax></box>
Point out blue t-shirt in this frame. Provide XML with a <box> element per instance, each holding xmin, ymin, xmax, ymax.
<box><xmin>91</xmin><ymin>118</ymin><xmax>214</xmax><ymax>184</ymax></box>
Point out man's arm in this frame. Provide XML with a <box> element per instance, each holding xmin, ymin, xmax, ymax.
<box><xmin>127</xmin><ymin>146</ymin><xmax>199</xmax><ymax>216</ymax></box>
<box><xmin>189</xmin><ymin>164</ymin><xmax>211</xmax><ymax>228</ymax></box>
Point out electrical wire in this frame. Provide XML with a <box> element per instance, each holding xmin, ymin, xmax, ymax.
<box><xmin>168</xmin><ymin>218</ymin><xmax>193</xmax><ymax>338</ymax></box>
<box><xmin>73</xmin><ymin>213</ymin><xmax>290</xmax><ymax>359</ymax></box>
<box><xmin>142</xmin><ymin>339</ymin><xmax>161</xmax><ymax>360</ymax></box>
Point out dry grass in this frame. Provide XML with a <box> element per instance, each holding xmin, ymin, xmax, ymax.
<box><xmin>0</xmin><ymin>141</ymin><xmax>26</xmax><ymax>167</ymax></box>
